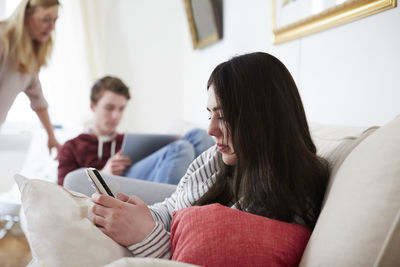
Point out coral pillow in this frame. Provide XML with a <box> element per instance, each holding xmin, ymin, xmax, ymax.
<box><xmin>171</xmin><ymin>204</ymin><xmax>311</xmax><ymax>267</ymax></box>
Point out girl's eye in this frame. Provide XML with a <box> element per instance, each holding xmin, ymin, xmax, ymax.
<box><xmin>208</xmin><ymin>113</ymin><xmax>224</xmax><ymax>120</ymax></box>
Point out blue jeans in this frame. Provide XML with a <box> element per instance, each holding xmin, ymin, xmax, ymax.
<box><xmin>124</xmin><ymin>128</ymin><xmax>214</xmax><ymax>185</ymax></box>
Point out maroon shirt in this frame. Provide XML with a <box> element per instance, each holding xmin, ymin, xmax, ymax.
<box><xmin>57</xmin><ymin>133</ymin><xmax>124</xmax><ymax>185</ymax></box>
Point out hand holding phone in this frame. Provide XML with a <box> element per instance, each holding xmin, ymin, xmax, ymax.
<box><xmin>86</xmin><ymin>167</ymin><xmax>114</xmax><ymax>197</ymax></box>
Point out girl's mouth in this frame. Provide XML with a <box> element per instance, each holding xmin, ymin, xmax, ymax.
<box><xmin>217</xmin><ymin>143</ymin><xmax>228</xmax><ymax>152</ymax></box>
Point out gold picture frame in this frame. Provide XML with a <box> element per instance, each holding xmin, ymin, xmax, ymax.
<box><xmin>184</xmin><ymin>0</ymin><xmax>223</xmax><ymax>49</ymax></box>
<box><xmin>272</xmin><ymin>0</ymin><xmax>397</xmax><ymax>45</ymax></box>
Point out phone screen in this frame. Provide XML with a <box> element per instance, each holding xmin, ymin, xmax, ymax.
<box><xmin>86</xmin><ymin>168</ymin><xmax>115</xmax><ymax>197</ymax></box>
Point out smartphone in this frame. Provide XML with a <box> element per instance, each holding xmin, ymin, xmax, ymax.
<box><xmin>85</xmin><ymin>168</ymin><xmax>114</xmax><ymax>197</ymax></box>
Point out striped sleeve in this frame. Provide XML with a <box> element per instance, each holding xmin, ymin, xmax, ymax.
<box><xmin>127</xmin><ymin>222</ymin><xmax>171</xmax><ymax>259</ymax></box>
<box><xmin>127</xmin><ymin>145</ymin><xmax>220</xmax><ymax>258</ymax></box>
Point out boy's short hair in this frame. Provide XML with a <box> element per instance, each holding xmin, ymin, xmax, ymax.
<box><xmin>90</xmin><ymin>76</ymin><xmax>131</xmax><ymax>104</ymax></box>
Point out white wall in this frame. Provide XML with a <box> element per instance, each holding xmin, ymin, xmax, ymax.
<box><xmin>299</xmin><ymin>7</ymin><xmax>400</xmax><ymax>126</ymax></box>
<box><xmin>2</xmin><ymin>0</ymin><xmax>399</xmax><ymax>134</ymax></box>
<box><xmin>97</xmin><ymin>0</ymin><xmax>186</xmax><ymax>133</ymax></box>
<box><xmin>70</xmin><ymin>0</ymin><xmax>400</xmax><ymax>131</ymax></box>
<box><xmin>180</xmin><ymin>0</ymin><xmax>400</xmax><ymax>127</ymax></box>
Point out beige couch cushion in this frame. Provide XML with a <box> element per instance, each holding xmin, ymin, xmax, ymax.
<box><xmin>312</xmin><ymin>125</ymin><xmax>378</xmax><ymax>203</ymax></box>
<box><xmin>16</xmin><ymin>175</ymin><xmax>132</xmax><ymax>267</ymax></box>
<box><xmin>300</xmin><ymin>116</ymin><xmax>400</xmax><ymax>267</ymax></box>
<box><xmin>310</xmin><ymin>123</ymin><xmax>378</xmax><ymax>164</ymax></box>
<box><xmin>16</xmin><ymin>175</ymin><xmax>201</xmax><ymax>267</ymax></box>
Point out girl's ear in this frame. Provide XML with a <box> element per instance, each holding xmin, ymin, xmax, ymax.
<box><xmin>90</xmin><ymin>101</ymin><xmax>96</xmax><ymax>112</ymax></box>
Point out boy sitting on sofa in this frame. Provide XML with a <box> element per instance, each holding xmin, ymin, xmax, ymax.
<box><xmin>57</xmin><ymin>76</ymin><xmax>214</xmax><ymax>186</ymax></box>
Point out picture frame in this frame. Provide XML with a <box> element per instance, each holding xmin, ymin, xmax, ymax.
<box><xmin>184</xmin><ymin>0</ymin><xmax>223</xmax><ymax>49</ymax></box>
<box><xmin>272</xmin><ymin>0</ymin><xmax>397</xmax><ymax>45</ymax></box>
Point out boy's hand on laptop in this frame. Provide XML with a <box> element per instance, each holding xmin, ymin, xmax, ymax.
<box><xmin>101</xmin><ymin>151</ymin><xmax>132</xmax><ymax>175</ymax></box>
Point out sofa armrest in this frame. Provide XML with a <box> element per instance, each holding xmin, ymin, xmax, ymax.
<box><xmin>63</xmin><ymin>168</ymin><xmax>176</xmax><ymax>205</ymax></box>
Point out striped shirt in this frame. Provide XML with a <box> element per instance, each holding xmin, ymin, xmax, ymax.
<box><xmin>127</xmin><ymin>145</ymin><xmax>221</xmax><ymax>258</ymax></box>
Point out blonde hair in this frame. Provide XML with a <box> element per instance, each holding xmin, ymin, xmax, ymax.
<box><xmin>1</xmin><ymin>0</ymin><xmax>60</xmax><ymax>74</ymax></box>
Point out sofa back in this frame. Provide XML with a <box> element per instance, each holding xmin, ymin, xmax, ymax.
<box><xmin>301</xmin><ymin>116</ymin><xmax>400</xmax><ymax>266</ymax></box>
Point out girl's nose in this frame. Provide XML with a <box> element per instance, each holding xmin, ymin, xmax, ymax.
<box><xmin>207</xmin><ymin>117</ymin><xmax>221</xmax><ymax>138</ymax></box>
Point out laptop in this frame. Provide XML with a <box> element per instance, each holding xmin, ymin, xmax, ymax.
<box><xmin>121</xmin><ymin>133</ymin><xmax>179</xmax><ymax>164</ymax></box>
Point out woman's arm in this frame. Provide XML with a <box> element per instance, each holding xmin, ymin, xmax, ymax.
<box><xmin>90</xmin><ymin>146</ymin><xmax>220</xmax><ymax>259</ymax></box>
<box><xmin>34</xmin><ymin>107</ymin><xmax>61</xmax><ymax>155</ymax></box>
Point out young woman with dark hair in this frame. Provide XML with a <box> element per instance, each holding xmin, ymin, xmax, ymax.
<box><xmin>197</xmin><ymin>52</ymin><xmax>328</xmax><ymax>229</ymax></box>
<box><xmin>89</xmin><ymin>52</ymin><xmax>329</xmax><ymax>259</ymax></box>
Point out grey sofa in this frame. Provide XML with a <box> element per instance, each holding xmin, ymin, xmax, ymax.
<box><xmin>64</xmin><ymin>169</ymin><xmax>176</xmax><ymax>205</ymax></box>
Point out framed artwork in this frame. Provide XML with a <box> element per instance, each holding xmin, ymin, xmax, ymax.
<box><xmin>184</xmin><ymin>0</ymin><xmax>223</xmax><ymax>49</ymax></box>
<box><xmin>272</xmin><ymin>0</ymin><xmax>397</xmax><ymax>44</ymax></box>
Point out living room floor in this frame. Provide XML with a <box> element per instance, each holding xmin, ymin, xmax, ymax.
<box><xmin>0</xmin><ymin>221</ymin><xmax>31</xmax><ymax>267</ymax></box>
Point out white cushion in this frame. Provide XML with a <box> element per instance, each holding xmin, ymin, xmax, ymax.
<box><xmin>16</xmin><ymin>175</ymin><xmax>199</xmax><ymax>267</ymax></box>
<box><xmin>312</xmin><ymin>125</ymin><xmax>378</xmax><ymax>201</ymax></box>
<box><xmin>300</xmin><ymin>115</ymin><xmax>400</xmax><ymax>266</ymax></box>
<box><xmin>16</xmin><ymin>174</ymin><xmax>132</xmax><ymax>267</ymax></box>
<box><xmin>310</xmin><ymin>122</ymin><xmax>378</xmax><ymax>161</ymax></box>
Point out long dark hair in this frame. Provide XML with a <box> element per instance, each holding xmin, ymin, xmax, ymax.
<box><xmin>195</xmin><ymin>52</ymin><xmax>329</xmax><ymax>229</ymax></box>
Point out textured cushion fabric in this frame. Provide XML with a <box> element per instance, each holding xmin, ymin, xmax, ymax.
<box><xmin>171</xmin><ymin>203</ymin><xmax>311</xmax><ymax>267</ymax></box>
<box><xmin>300</xmin><ymin>115</ymin><xmax>400</xmax><ymax>267</ymax></box>
<box><xmin>15</xmin><ymin>174</ymin><xmax>132</xmax><ymax>267</ymax></box>
<box><xmin>310</xmin><ymin>122</ymin><xmax>378</xmax><ymax>165</ymax></box>
<box><xmin>104</xmin><ymin>257</ymin><xmax>200</xmax><ymax>267</ymax></box>
<box><xmin>311</xmin><ymin>124</ymin><xmax>378</xmax><ymax>207</ymax></box>
<box><xmin>315</xmin><ymin>127</ymin><xmax>378</xmax><ymax>204</ymax></box>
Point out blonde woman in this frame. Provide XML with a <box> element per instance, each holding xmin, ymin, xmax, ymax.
<box><xmin>0</xmin><ymin>0</ymin><xmax>61</xmax><ymax>153</ymax></box>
